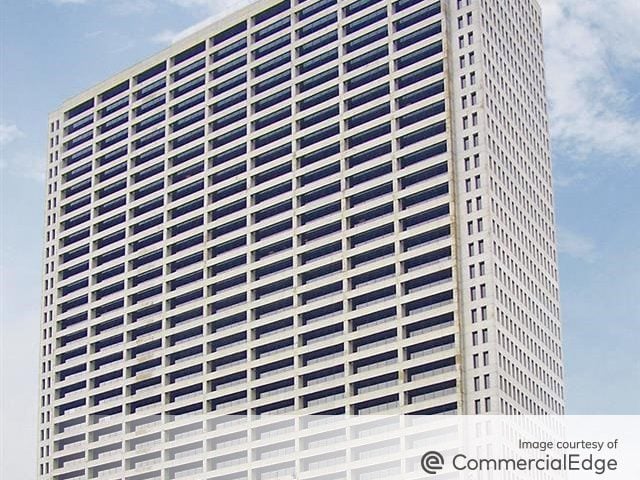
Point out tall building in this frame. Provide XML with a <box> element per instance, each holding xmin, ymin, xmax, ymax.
<box><xmin>38</xmin><ymin>0</ymin><xmax>565</xmax><ymax>478</ymax></box>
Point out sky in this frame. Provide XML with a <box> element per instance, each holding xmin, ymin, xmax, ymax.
<box><xmin>1</xmin><ymin>0</ymin><xmax>639</xmax><ymax>476</ymax></box>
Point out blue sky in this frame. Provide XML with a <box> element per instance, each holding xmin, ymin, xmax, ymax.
<box><xmin>1</xmin><ymin>0</ymin><xmax>639</xmax><ymax>476</ymax></box>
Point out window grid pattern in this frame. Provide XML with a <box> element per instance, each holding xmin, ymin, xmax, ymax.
<box><xmin>38</xmin><ymin>0</ymin><xmax>563</xmax><ymax>478</ymax></box>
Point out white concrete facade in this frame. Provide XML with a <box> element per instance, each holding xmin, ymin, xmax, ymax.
<box><xmin>38</xmin><ymin>0</ymin><xmax>564</xmax><ymax>478</ymax></box>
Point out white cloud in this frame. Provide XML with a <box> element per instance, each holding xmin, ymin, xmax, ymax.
<box><xmin>540</xmin><ymin>0</ymin><xmax>640</xmax><ymax>164</ymax></box>
<box><xmin>84</xmin><ymin>30</ymin><xmax>104</xmax><ymax>38</ymax></box>
<box><xmin>152</xmin><ymin>0</ymin><xmax>255</xmax><ymax>44</ymax></box>
<box><xmin>169</xmin><ymin>0</ymin><xmax>216</xmax><ymax>6</ymax></box>
<box><xmin>167</xmin><ymin>0</ymin><xmax>253</xmax><ymax>10</ymax></box>
<box><xmin>152</xmin><ymin>17</ymin><xmax>220</xmax><ymax>45</ymax></box>
<box><xmin>0</xmin><ymin>122</ymin><xmax>43</xmax><ymax>182</ymax></box>
<box><xmin>557</xmin><ymin>228</ymin><xmax>596</xmax><ymax>262</ymax></box>
<box><xmin>49</xmin><ymin>0</ymin><xmax>156</xmax><ymax>14</ymax></box>
<box><xmin>553</xmin><ymin>171</ymin><xmax>588</xmax><ymax>188</ymax></box>
<box><xmin>111</xmin><ymin>0</ymin><xmax>156</xmax><ymax>15</ymax></box>
<box><xmin>50</xmin><ymin>0</ymin><xmax>251</xmax><ymax>16</ymax></box>
<box><xmin>151</xmin><ymin>29</ymin><xmax>182</xmax><ymax>45</ymax></box>
<box><xmin>1</xmin><ymin>152</ymin><xmax>46</xmax><ymax>183</ymax></box>
<box><xmin>0</xmin><ymin>122</ymin><xmax>24</xmax><ymax>147</ymax></box>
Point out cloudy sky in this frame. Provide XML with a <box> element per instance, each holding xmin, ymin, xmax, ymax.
<box><xmin>1</xmin><ymin>0</ymin><xmax>639</xmax><ymax>476</ymax></box>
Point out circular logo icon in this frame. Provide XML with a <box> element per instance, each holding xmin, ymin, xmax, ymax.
<box><xmin>421</xmin><ymin>451</ymin><xmax>445</xmax><ymax>475</ymax></box>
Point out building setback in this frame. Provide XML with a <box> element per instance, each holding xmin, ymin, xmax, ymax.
<box><xmin>38</xmin><ymin>0</ymin><xmax>565</xmax><ymax>478</ymax></box>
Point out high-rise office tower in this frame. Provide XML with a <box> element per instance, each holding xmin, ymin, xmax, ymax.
<box><xmin>38</xmin><ymin>0</ymin><xmax>565</xmax><ymax>478</ymax></box>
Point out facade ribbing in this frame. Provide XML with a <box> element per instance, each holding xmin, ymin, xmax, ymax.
<box><xmin>38</xmin><ymin>0</ymin><xmax>564</xmax><ymax>478</ymax></box>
